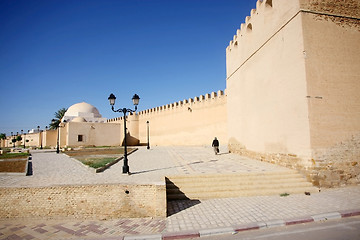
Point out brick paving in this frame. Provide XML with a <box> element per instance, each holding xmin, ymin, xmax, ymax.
<box><xmin>0</xmin><ymin>146</ymin><xmax>359</xmax><ymax>239</ymax></box>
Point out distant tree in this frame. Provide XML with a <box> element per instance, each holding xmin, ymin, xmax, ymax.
<box><xmin>0</xmin><ymin>133</ymin><xmax>6</xmax><ymax>140</ymax></box>
<box><xmin>16</xmin><ymin>135</ymin><xmax>22</xmax><ymax>142</ymax></box>
<box><xmin>49</xmin><ymin>108</ymin><xmax>67</xmax><ymax>129</ymax></box>
<box><xmin>0</xmin><ymin>133</ymin><xmax>6</xmax><ymax>148</ymax></box>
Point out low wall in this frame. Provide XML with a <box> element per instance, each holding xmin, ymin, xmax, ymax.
<box><xmin>0</xmin><ymin>183</ymin><xmax>166</xmax><ymax>220</ymax></box>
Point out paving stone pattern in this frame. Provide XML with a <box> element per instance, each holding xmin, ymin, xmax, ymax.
<box><xmin>1</xmin><ymin>146</ymin><xmax>359</xmax><ymax>239</ymax></box>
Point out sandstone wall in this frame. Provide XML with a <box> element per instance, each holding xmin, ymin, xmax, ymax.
<box><xmin>42</xmin><ymin>129</ymin><xmax>57</xmax><ymax>147</ymax></box>
<box><xmin>226</xmin><ymin>0</ymin><xmax>312</xmax><ymax>161</ymax></box>
<box><xmin>65</xmin><ymin>122</ymin><xmax>122</xmax><ymax>147</ymax></box>
<box><xmin>0</xmin><ymin>183</ymin><xmax>166</xmax><ymax>220</ymax></box>
<box><xmin>226</xmin><ymin>0</ymin><xmax>360</xmax><ymax>187</ymax></box>
<box><xmin>108</xmin><ymin>90</ymin><xmax>228</xmax><ymax>147</ymax></box>
<box><xmin>300</xmin><ymin>3</ymin><xmax>360</xmax><ymax>186</ymax></box>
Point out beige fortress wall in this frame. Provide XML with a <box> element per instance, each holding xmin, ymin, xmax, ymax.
<box><xmin>106</xmin><ymin>115</ymin><xmax>140</xmax><ymax>146</ymax></box>
<box><xmin>107</xmin><ymin>90</ymin><xmax>227</xmax><ymax>147</ymax></box>
<box><xmin>1</xmin><ymin>137</ymin><xmax>11</xmax><ymax>148</ymax></box>
<box><xmin>1</xmin><ymin>131</ymin><xmax>56</xmax><ymax>149</ymax></box>
<box><xmin>226</xmin><ymin>0</ymin><xmax>360</xmax><ymax>187</ymax></box>
<box><xmin>59</xmin><ymin>125</ymin><xmax>67</xmax><ymax>148</ymax></box>
<box><xmin>64</xmin><ymin>122</ymin><xmax>121</xmax><ymax>147</ymax></box>
<box><xmin>43</xmin><ymin>129</ymin><xmax>57</xmax><ymax>147</ymax></box>
<box><xmin>300</xmin><ymin>0</ymin><xmax>360</xmax><ymax>186</ymax></box>
<box><xmin>22</xmin><ymin>132</ymin><xmax>40</xmax><ymax>148</ymax></box>
<box><xmin>226</xmin><ymin>0</ymin><xmax>312</xmax><ymax>164</ymax></box>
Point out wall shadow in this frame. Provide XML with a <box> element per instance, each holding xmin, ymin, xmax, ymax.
<box><xmin>166</xmin><ymin>177</ymin><xmax>201</xmax><ymax>216</ymax></box>
<box><xmin>167</xmin><ymin>199</ymin><xmax>201</xmax><ymax>217</ymax></box>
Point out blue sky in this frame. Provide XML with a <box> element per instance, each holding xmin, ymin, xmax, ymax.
<box><xmin>0</xmin><ymin>0</ymin><xmax>256</xmax><ymax>135</ymax></box>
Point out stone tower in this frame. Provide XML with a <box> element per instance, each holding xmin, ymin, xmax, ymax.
<box><xmin>226</xmin><ymin>0</ymin><xmax>360</xmax><ymax>187</ymax></box>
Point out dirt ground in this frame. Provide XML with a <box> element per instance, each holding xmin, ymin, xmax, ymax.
<box><xmin>0</xmin><ymin>159</ymin><xmax>27</xmax><ymax>173</ymax></box>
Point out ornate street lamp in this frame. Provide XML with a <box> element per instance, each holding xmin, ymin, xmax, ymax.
<box><xmin>108</xmin><ymin>93</ymin><xmax>140</xmax><ymax>174</ymax></box>
<box><xmin>146</xmin><ymin>121</ymin><xmax>150</xmax><ymax>150</ymax></box>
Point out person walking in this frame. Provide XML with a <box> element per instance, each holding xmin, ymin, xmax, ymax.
<box><xmin>212</xmin><ymin>137</ymin><xmax>219</xmax><ymax>155</ymax></box>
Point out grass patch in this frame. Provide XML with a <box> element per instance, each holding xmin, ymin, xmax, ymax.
<box><xmin>280</xmin><ymin>193</ymin><xmax>290</xmax><ymax>197</ymax></box>
<box><xmin>65</xmin><ymin>147</ymin><xmax>136</xmax><ymax>169</ymax></box>
<box><xmin>82</xmin><ymin>157</ymin><xmax>118</xmax><ymax>169</ymax></box>
<box><xmin>66</xmin><ymin>147</ymin><xmax>128</xmax><ymax>157</ymax></box>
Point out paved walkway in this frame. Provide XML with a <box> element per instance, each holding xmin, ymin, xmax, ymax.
<box><xmin>0</xmin><ymin>146</ymin><xmax>290</xmax><ymax>187</ymax></box>
<box><xmin>0</xmin><ymin>146</ymin><xmax>359</xmax><ymax>239</ymax></box>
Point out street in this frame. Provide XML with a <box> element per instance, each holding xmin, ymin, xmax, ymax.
<box><xmin>195</xmin><ymin>216</ymin><xmax>360</xmax><ymax>240</ymax></box>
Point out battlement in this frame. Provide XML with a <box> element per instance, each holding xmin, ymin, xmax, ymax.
<box><xmin>138</xmin><ymin>89</ymin><xmax>226</xmax><ymax>116</ymax></box>
<box><xmin>226</xmin><ymin>0</ymin><xmax>302</xmax><ymax>78</ymax></box>
<box><xmin>226</xmin><ymin>0</ymin><xmax>360</xmax><ymax>79</ymax></box>
<box><xmin>107</xmin><ymin>90</ymin><xmax>226</xmax><ymax>123</ymax></box>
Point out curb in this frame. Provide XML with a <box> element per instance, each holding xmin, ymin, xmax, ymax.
<box><xmin>122</xmin><ymin>209</ymin><xmax>360</xmax><ymax>240</ymax></box>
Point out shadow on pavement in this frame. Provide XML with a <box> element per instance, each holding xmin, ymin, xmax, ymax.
<box><xmin>167</xmin><ymin>199</ymin><xmax>201</xmax><ymax>217</ymax></box>
<box><xmin>130</xmin><ymin>160</ymin><xmax>212</xmax><ymax>175</ymax></box>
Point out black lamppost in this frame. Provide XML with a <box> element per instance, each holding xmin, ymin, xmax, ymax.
<box><xmin>146</xmin><ymin>121</ymin><xmax>150</xmax><ymax>149</ymax></box>
<box><xmin>21</xmin><ymin>130</ymin><xmax>26</xmax><ymax>149</ymax></box>
<box><xmin>37</xmin><ymin>126</ymin><xmax>43</xmax><ymax>149</ymax></box>
<box><xmin>52</xmin><ymin>120</ymin><xmax>66</xmax><ymax>154</ymax></box>
<box><xmin>11</xmin><ymin>132</ymin><xmax>15</xmax><ymax>148</ymax></box>
<box><xmin>108</xmin><ymin>93</ymin><xmax>140</xmax><ymax>174</ymax></box>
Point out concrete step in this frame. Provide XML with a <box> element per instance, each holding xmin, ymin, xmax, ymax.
<box><xmin>166</xmin><ymin>181</ymin><xmax>314</xmax><ymax>194</ymax></box>
<box><xmin>166</xmin><ymin>177</ymin><xmax>310</xmax><ymax>188</ymax></box>
<box><xmin>166</xmin><ymin>186</ymin><xmax>318</xmax><ymax>200</ymax></box>
<box><xmin>166</xmin><ymin>171</ymin><xmax>318</xmax><ymax>200</ymax></box>
<box><xmin>166</xmin><ymin>170</ymin><xmax>301</xmax><ymax>182</ymax></box>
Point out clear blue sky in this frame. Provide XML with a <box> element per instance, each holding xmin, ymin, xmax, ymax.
<box><xmin>0</xmin><ymin>0</ymin><xmax>256</xmax><ymax>136</ymax></box>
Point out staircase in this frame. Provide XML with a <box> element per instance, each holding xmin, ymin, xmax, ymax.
<box><xmin>166</xmin><ymin>170</ymin><xmax>318</xmax><ymax>201</ymax></box>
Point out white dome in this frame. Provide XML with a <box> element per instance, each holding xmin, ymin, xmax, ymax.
<box><xmin>65</xmin><ymin>102</ymin><xmax>100</xmax><ymax>117</ymax></box>
<box><xmin>63</xmin><ymin>102</ymin><xmax>106</xmax><ymax>123</ymax></box>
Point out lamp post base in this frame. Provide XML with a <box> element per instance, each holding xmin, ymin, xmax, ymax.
<box><xmin>122</xmin><ymin>165</ymin><xmax>130</xmax><ymax>174</ymax></box>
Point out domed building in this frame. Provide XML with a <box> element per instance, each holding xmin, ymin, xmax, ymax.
<box><xmin>63</xmin><ymin>102</ymin><xmax>107</xmax><ymax>123</ymax></box>
<box><xmin>56</xmin><ymin>102</ymin><xmax>122</xmax><ymax>147</ymax></box>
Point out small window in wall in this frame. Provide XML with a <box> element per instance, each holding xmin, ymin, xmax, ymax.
<box><xmin>78</xmin><ymin>135</ymin><xmax>84</xmax><ymax>142</ymax></box>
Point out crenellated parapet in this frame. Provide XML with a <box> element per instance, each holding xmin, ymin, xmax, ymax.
<box><xmin>226</xmin><ymin>0</ymin><xmax>302</xmax><ymax>79</ymax></box>
<box><xmin>106</xmin><ymin>112</ymin><xmax>136</xmax><ymax>123</ymax></box>
<box><xmin>226</xmin><ymin>0</ymin><xmax>360</xmax><ymax>80</ymax></box>
<box><xmin>107</xmin><ymin>90</ymin><xmax>227</xmax><ymax>123</ymax></box>
<box><xmin>138</xmin><ymin>89</ymin><xmax>226</xmax><ymax>117</ymax></box>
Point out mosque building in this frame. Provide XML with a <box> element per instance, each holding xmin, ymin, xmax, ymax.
<box><xmin>57</xmin><ymin>102</ymin><xmax>121</xmax><ymax>148</ymax></box>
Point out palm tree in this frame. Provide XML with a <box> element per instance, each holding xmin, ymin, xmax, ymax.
<box><xmin>49</xmin><ymin>108</ymin><xmax>67</xmax><ymax>129</ymax></box>
<box><xmin>0</xmin><ymin>133</ymin><xmax>6</xmax><ymax>147</ymax></box>
<box><xmin>0</xmin><ymin>133</ymin><xmax>6</xmax><ymax>141</ymax></box>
